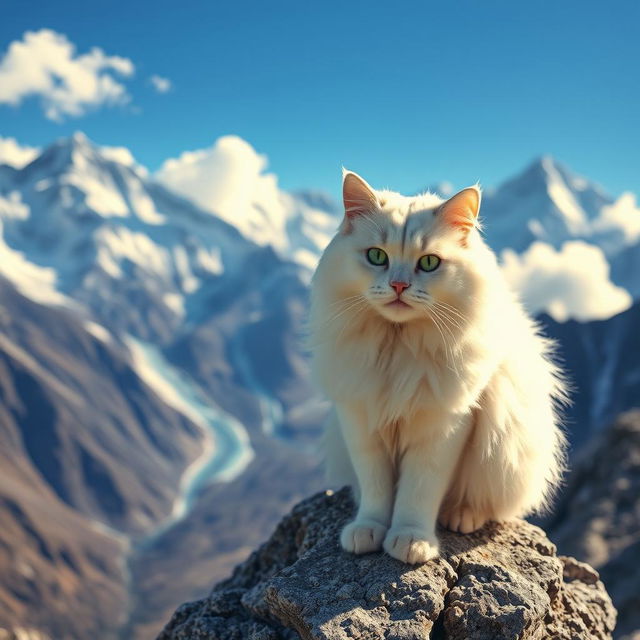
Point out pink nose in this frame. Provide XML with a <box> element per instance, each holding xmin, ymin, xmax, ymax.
<box><xmin>390</xmin><ymin>281</ymin><xmax>410</xmax><ymax>295</ymax></box>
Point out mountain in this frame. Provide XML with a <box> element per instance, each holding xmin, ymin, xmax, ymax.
<box><xmin>0</xmin><ymin>134</ymin><xmax>329</xmax><ymax>638</ymax></box>
<box><xmin>539</xmin><ymin>301</ymin><xmax>640</xmax><ymax>449</ymax></box>
<box><xmin>0</xmin><ymin>132</ymin><xmax>254</xmax><ymax>343</ymax></box>
<box><xmin>546</xmin><ymin>410</ymin><xmax>640</xmax><ymax>639</ymax></box>
<box><xmin>0</xmin><ymin>275</ymin><xmax>206</xmax><ymax>638</ymax></box>
<box><xmin>0</xmin><ymin>134</ymin><xmax>638</xmax><ymax>638</ymax></box>
<box><xmin>482</xmin><ymin>156</ymin><xmax>612</xmax><ymax>253</ymax></box>
<box><xmin>482</xmin><ymin>156</ymin><xmax>640</xmax><ymax>298</ymax></box>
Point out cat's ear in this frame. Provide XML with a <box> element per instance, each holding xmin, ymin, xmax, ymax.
<box><xmin>438</xmin><ymin>185</ymin><xmax>481</xmax><ymax>241</ymax></box>
<box><xmin>342</xmin><ymin>170</ymin><xmax>379</xmax><ymax>232</ymax></box>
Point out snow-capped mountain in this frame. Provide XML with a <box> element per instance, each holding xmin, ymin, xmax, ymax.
<box><xmin>0</xmin><ymin>132</ymin><xmax>262</xmax><ymax>342</ymax></box>
<box><xmin>0</xmin><ymin>133</ymin><xmax>638</xmax><ymax>639</ymax></box>
<box><xmin>482</xmin><ymin>155</ymin><xmax>612</xmax><ymax>252</ymax></box>
<box><xmin>482</xmin><ymin>156</ymin><xmax>640</xmax><ymax>299</ymax></box>
<box><xmin>0</xmin><ymin>134</ymin><xmax>327</xmax><ymax>638</ymax></box>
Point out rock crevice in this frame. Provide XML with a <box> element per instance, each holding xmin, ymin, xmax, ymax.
<box><xmin>159</xmin><ymin>488</ymin><xmax>616</xmax><ymax>639</ymax></box>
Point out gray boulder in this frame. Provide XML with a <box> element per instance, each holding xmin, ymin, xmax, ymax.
<box><xmin>158</xmin><ymin>488</ymin><xmax>615</xmax><ymax>639</ymax></box>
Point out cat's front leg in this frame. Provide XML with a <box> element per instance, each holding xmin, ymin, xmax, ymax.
<box><xmin>384</xmin><ymin>412</ymin><xmax>471</xmax><ymax>564</ymax></box>
<box><xmin>336</xmin><ymin>403</ymin><xmax>394</xmax><ymax>555</ymax></box>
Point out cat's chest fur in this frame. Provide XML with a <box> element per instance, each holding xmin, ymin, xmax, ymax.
<box><xmin>319</xmin><ymin>320</ymin><xmax>489</xmax><ymax>429</ymax></box>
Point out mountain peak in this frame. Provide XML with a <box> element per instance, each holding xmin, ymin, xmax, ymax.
<box><xmin>23</xmin><ymin>132</ymin><xmax>145</xmax><ymax>185</ymax></box>
<box><xmin>25</xmin><ymin>132</ymin><xmax>100</xmax><ymax>177</ymax></box>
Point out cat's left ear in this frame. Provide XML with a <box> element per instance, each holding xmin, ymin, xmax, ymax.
<box><xmin>341</xmin><ymin>170</ymin><xmax>379</xmax><ymax>233</ymax></box>
<box><xmin>438</xmin><ymin>185</ymin><xmax>481</xmax><ymax>240</ymax></box>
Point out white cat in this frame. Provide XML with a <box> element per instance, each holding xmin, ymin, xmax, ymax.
<box><xmin>308</xmin><ymin>171</ymin><xmax>567</xmax><ymax>564</ymax></box>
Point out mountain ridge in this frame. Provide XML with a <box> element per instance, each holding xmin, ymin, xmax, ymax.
<box><xmin>0</xmin><ymin>133</ymin><xmax>638</xmax><ymax>638</ymax></box>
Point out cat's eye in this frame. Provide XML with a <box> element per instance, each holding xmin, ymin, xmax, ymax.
<box><xmin>417</xmin><ymin>254</ymin><xmax>441</xmax><ymax>272</ymax></box>
<box><xmin>366</xmin><ymin>247</ymin><xmax>388</xmax><ymax>266</ymax></box>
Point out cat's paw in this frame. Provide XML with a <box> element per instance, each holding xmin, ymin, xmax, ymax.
<box><xmin>340</xmin><ymin>519</ymin><xmax>387</xmax><ymax>555</ymax></box>
<box><xmin>438</xmin><ymin>506</ymin><xmax>488</xmax><ymax>534</ymax></box>
<box><xmin>383</xmin><ymin>526</ymin><xmax>439</xmax><ymax>564</ymax></box>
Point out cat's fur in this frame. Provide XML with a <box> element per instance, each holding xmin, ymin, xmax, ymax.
<box><xmin>308</xmin><ymin>171</ymin><xmax>567</xmax><ymax>564</ymax></box>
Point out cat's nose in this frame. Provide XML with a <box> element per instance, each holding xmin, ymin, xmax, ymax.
<box><xmin>390</xmin><ymin>281</ymin><xmax>410</xmax><ymax>295</ymax></box>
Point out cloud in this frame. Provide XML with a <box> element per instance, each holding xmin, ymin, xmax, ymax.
<box><xmin>0</xmin><ymin>29</ymin><xmax>134</xmax><ymax>121</ymax></box>
<box><xmin>501</xmin><ymin>241</ymin><xmax>632</xmax><ymax>322</ymax></box>
<box><xmin>591</xmin><ymin>193</ymin><xmax>640</xmax><ymax>251</ymax></box>
<box><xmin>149</xmin><ymin>74</ymin><xmax>171</xmax><ymax>93</ymax></box>
<box><xmin>155</xmin><ymin>136</ymin><xmax>290</xmax><ymax>249</ymax></box>
<box><xmin>0</xmin><ymin>137</ymin><xmax>40</xmax><ymax>168</ymax></box>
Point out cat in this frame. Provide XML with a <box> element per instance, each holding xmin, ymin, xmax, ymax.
<box><xmin>308</xmin><ymin>170</ymin><xmax>567</xmax><ymax>564</ymax></box>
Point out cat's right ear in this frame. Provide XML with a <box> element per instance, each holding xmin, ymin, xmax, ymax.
<box><xmin>341</xmin><ymin>170</ymin><xmax>378</xmax><ymax>233</ymax></box>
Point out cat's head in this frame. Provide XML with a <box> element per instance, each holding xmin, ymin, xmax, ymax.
<box><xmin>319</xmin><ymin>170</ymin><xmax>486</xmax><ymax>326</ymax></box>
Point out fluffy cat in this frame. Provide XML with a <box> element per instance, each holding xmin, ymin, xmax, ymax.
<box><xmin>308</xmin><ymin>171</ymin><xmax>567</xmax><ymax>564</ymax></box>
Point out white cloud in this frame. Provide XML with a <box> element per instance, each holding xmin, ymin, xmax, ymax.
<box><xmin>0</xmin><ymin>137</ymin><xmax>40</xmax><ymax>168</ymax></box>
<box><xmin>155</xmin><ymin>136</ymin><xmax>290</xmax><ymax>249</ymax></box>
<box><xmin>149</xmin><ymin>74</ymin><xmax>171</xmax><ymax>93</ymax></box>
<box><xmin>0</xmin><ymin>29</ymin><xmax>134</xmax><ymax>121</ymax></box>
<box><xmin>591</xmin><ymin>192</ymin><xmax>640</xmax><ymax>251</ymax></box>
<box><xmin>501</xmin><ymin>241</ymin><xmax>632</xmax><ymax>322</ymax></box>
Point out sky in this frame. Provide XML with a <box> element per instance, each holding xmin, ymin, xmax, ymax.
<box><xmin>1</xmin><ymin>0</ymin><xmax>639</xmax><ymax>200</ymax></box>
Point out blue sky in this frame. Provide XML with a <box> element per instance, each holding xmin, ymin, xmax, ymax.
<box><xmin>1</xmin><ymin>0</ymin><xmax>638</xmax><ymax>200</ymax></box>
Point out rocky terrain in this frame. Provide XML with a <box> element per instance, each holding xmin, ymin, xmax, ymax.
<box><xmin>159</xmin><ymin>488</ymin><xmax>616</xmax><ymax>640</ymax></box>
<box><xmin>547</xmin><ymin>410</ymin><xmax>640</xmax><ymax>639</ymax></box>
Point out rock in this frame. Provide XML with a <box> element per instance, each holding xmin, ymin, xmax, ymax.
<box><xmin>547</xmin><ymin>409</ymin><xmax>640</xmax><ymax>639</ymax></box>
<box><xmin>158</xmin><ymin>488</ymin><xmax>616</xmax><ymax>639</ymax></box>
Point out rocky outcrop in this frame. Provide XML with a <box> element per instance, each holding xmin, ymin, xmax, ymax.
<box><xmin>159</xmin><ymin>488</ymin><xmax>616</xmax><ymax>639</ymax></box>
<box><xmin>547</xmin><ymin>409</ymin><xmax>640</xmax><ymax>639</ymax></box>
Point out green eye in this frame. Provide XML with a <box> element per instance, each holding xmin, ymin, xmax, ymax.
<box><xmin>366</xmin><ymin>247</ymin><xmax>388</xmax><ymax>266</ymax></box>
<box><xmin>417</xmin><ymin>254</ymin><xmax>441</xmax><ymax>272</ymax></box>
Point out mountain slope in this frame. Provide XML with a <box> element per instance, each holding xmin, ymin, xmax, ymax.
<box><xmin>0</xmin><ymin>275</ymin><xmax>220</xmax><ymax>638</ymax></box>
<box><xmin>539</xmin><ymin>300</ymin><xmax>640</xmax><ymax>449</ymax></box>
<box><xmin>547</xmin><ymin>410</ymin><xmax>640</xmax><ymax>639</ymax></box>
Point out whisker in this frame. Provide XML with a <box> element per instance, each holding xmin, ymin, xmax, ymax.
<box><xmin>431</xmin><ymin>305</ymin><xmax>465</xmax><ymax>333</ymax></box>
<box><xmin>432</xmin><ymin>300</ymin><xmax>467</xmax><ymax>322</ymax></box>
<box><xmin>425</xmin><ymin>305</ymin><xmax>460</xmax><ymax>375</ymax></box>
<box><xmin>424</xmin><ymin>307</ymin><xmax>456</xmax><ymax>374</ymax></box>
<box><xmin>328</xmin><ymin>294</ymin><xmax>365</xmax><ymax>309</ymax></box>
<box><xmin>336</xmin><ymin>301</ymin><xmax>368</xmax><ymax>342</ymax></box>
<box><xmin>321</xmin><ymin>296</ymin><xmax>367</xmax><ymax>328</ymax></box>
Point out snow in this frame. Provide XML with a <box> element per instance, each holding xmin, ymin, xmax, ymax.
<box><xmin>195</xmin><ymin>246</ymin><xmax>224</xmax><ymax>275</ymax></box>
<box><xmin>0</xmin><ymin>220</ymin><xmax>71</xmax><ymax>307</ymax></box>
<box><xmin>122</xmin><ymin>173</ymin><xmax>165</xmax><ymax>223</ymax></box>
<box><xmin>99</xmin><ymin>145</ymin><xmax>137</xmax><ymax>167</ymax></box>
<box><xmin>0</xmin><ymin>191</ymin><xmax>30</xmax><ymax>220</ymax></box>
<box><xmin>162</xmin><ymin>293</ymin><xmax>185</xmax><ymax>316</ymax></box>
<box><xmin>65</xmin><ymin>170</ymin><xmax>129</xmax><ymax>217</ymax></box>
<box><xmin>541</xmin><ymin>156</ymin><xmax>587</xmax><ymax>232</ymax></box>
<box><xmin>96</xmin><ymin>227</ymin><xmax>172</xmax><ymax>278</ymax></box>
<box><xmin>83</xmin><ymin>320</ymin><xmax>112</xmax><ymax>343</ymax></box>
<box><xmin>501</xmin><ymin>241</ymin><xmax>633</xmax><ymax>322</ymax></box>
